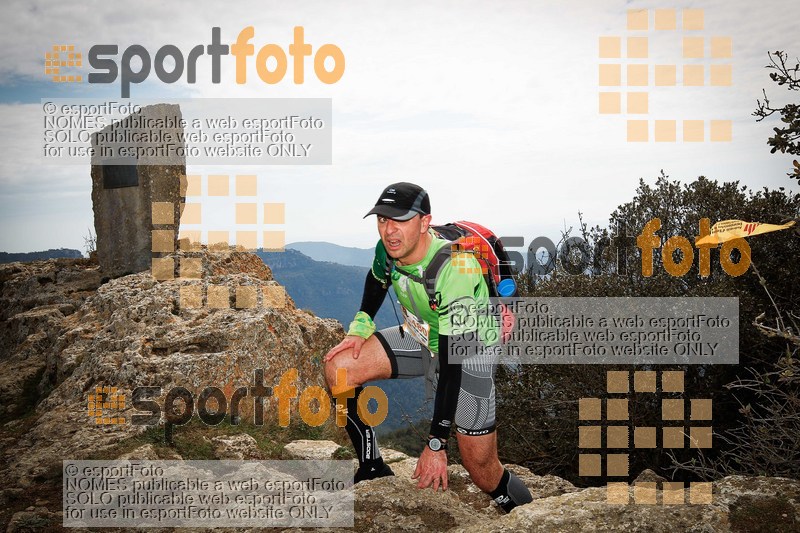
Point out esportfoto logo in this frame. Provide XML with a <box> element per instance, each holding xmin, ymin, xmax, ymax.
<box><xmin>45</xmin><ymin>45</ymin><xmax>82</xmax><ymax>83</ymax></box>
<box><xmin>47</xmin><ymin>27</ymin><xmax>344</xmax><ymax>97</ymax></box>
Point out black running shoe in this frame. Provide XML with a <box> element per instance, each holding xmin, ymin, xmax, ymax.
<box><xmin>354</xmin><ymin>460</ymin><xmax>395</xmax><ymax>483</ymax></box>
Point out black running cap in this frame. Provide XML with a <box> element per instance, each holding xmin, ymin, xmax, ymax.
<box><xmin>364</xmin><ymin>182</ymin><xmax>431</xmax><ymax>221</ymax></box>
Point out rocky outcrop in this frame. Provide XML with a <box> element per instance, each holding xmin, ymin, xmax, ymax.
<box><xmin>0</xmin><ymin>258</ymin><xmax>102</xmax><ymax>421</ymax></box>
<box><xmin>278</xmin><ymin>439</ymin><xmax>799</xmax><ymax>532</ymax></box>
<box><xmin>0</xmin><ymin>250</ymin><xmax>342</xmax><ymax>487</ymax></box>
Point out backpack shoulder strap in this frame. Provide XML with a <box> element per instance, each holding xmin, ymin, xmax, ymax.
<box><xmin>394</xmin><ymin>243</ymin><xmax>453</xmax><ymax>310</ymax></box>
<box><xmin>372</xmin><ymin>239</ymin><xmax>393</xmax><ymax>288</ymax></box>
<box><xmin>425</xmin><ymin>246</ymin><xmax>454</xmax><ymax>310</ymax></box>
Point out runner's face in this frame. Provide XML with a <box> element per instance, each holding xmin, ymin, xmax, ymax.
<box><xmin>377</xmin><ymin>214</ymin><xmax>431</xmax><ymax>264</ymax></box>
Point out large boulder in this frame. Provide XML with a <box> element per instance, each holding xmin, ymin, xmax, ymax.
<box><xmin>0</xmin><ymin>249</ymin><xmax>342</xmax><ymax>486</ymax></box>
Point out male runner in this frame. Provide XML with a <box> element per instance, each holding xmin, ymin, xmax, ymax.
<box><xmin>323</xmin><ymin>182</ymin><xmax>532</xmax><ymax>513</ymax></box>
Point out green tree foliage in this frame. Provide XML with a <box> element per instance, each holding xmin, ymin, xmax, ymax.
<box><xmin>753</xmin><ymin>51</ymin><xmax>800</xmax><ymax>183</ymax></box>
<box><xmin>496</xmin><ymin>174</ymin><xmax>800</xmax><ymax>484</ymax></box>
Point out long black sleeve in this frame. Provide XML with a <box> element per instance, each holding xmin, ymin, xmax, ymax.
<box><xmin>359</xmin><ymin>271</ymin><xmax>388</xmax><ymax>319</ymax></box>
<box><xmin>430</xmin><ymin>333</ymin><xmax>462</xmax><ymax>439</ymax></box>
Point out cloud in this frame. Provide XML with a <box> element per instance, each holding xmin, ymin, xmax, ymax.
<box><xmin>0</xmin><ymin>0</ymin><xmax>798</xmax><ymax>252</ymax></box>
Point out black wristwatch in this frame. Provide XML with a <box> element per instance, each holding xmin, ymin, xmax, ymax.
<box><xmin>427</xmin><ymin>437</ymin><xmax>448</xmax><ymax>452</ymax></box>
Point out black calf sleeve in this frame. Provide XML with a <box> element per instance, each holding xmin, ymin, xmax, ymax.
<box><xmin>489</xmin><ymin>469</ymin><xmax>533</xmax><ymax>513</ymax></box>
<box><xmin>341</xmin><ymin>387</ymin><xmax>381</xmax><ymax>465</ymax></box>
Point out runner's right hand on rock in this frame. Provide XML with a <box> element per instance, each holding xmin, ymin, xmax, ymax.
<box><xmin>323</xmin><ymin>335</ymin><xmax>367</xmax><ymax>361</ymax></box>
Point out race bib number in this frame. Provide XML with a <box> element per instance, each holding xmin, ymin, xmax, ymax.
<box><xmin>401</xmin><ymin>306</ymin><xmax>431</xmax><ymax>349</ymax></box>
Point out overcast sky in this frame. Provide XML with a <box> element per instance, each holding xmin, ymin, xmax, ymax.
<box><xmin>1</xmin><ymin>0</ymin><xmax>798</xmax><ymax>254</ymax></box>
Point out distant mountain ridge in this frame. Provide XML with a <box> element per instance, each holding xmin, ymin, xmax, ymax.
<box><xmin>0</xmin><ymin>248</ymin><xmax>83</xmax><ymax>263</ymax></box>
<box><xmin>287</xmin><ymin>241</ymin><xmax>374</xmax><ymax>268</ymax></box>
<box><xmin>256</xmin><ymin>248</ymin><xmax>399</xmax><ymax>329</ymax></box>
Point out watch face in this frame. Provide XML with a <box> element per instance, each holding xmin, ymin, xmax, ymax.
<box><xmin>428</xmin><ymin>438</ymin><xmax>442</xmax><ymax>451</ymax></box>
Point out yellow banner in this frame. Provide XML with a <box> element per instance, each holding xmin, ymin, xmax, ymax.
<box><xmin>696</xmin><ymin>219</ymin><xmax>796</xmax><ymax>245</ymax></box>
